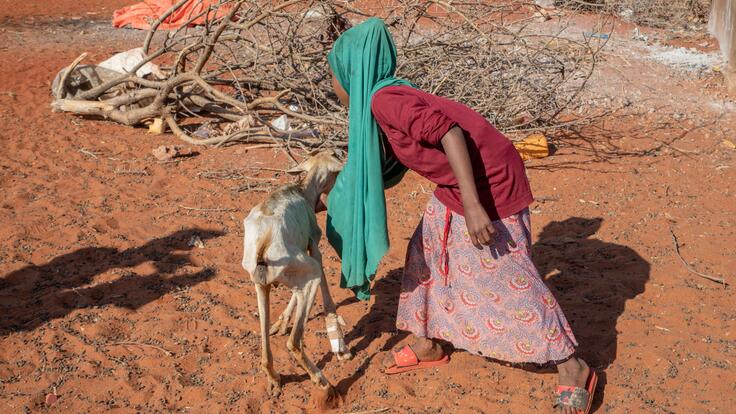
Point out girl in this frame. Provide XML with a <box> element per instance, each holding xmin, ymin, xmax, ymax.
<box><xmin>324</xmin><ymin>18</ymin><xmax>597</xmax><ymax>414</ymax></box>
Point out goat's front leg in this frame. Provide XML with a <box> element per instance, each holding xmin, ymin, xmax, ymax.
<box><xmin>254</xmin><ymin>283</ymin><xmax>281</xmax><ymax>396</ymax></box>
<box><xmin>269</xmin><ymin>290</ymin><xmax>296</xmax><ymax>336</ymax></box>
<box><xmin>322</xmin><ymin>281</ymin><xmax>352</xmax><ymax>361</ymax></box>
<box><xmin>287</xmin><ymin>280</ymin><xmax>336</xmax><ymax>401</ymax></box>
<box><xmin>309</xmin><ymin>240</ymin><xmax>352</xmax><ymax>361</ymax></box>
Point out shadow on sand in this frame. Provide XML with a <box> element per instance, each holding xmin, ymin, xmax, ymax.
<box><xmin>333</xmin><ymin>217</ymin><xmax>650</xmax><ymax>411</ymax></box>
<box><xmin>0</xmin><ymin>228</ymin><xmax>224</xmax><ymax>335</ymax></box>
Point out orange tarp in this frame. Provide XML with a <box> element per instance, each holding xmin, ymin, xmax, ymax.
<box><xmin>113</xmin><ymin>0</ymin><xmax>231</xmax><ymax>30</ymax></box>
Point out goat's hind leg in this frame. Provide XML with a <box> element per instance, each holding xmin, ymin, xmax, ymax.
<box><xmin>255</xmin><ymin>283</ymin><xmax>281</xmax><ymax>396</ymax></box>
<box><xmin>269</xmin><ymin>290</ymin><xmax>296</xmax><ymax>336</ymax></box>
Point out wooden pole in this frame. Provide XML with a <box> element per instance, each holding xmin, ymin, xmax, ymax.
<box><xmin>710</xmin><ymin>0</ymin><xmax>736</xmax><ymax>92</ymax></box>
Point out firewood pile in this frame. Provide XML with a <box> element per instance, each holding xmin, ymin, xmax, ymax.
<box><xmin>51</xmin><ymin>0</ymin><xmax>605</xmax><ymax>149</ymax></box>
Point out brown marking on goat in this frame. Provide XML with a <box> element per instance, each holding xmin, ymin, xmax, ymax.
<box><xmin>255</xmin><ymin>227</ymin><xmax>272</xmax><ymax>264</ymax></box>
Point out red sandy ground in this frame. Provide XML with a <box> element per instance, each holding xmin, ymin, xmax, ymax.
<box><xmin>1</xmin><ymin>2</ymin><xmax>735</xmax><ymax>413</ymax></box>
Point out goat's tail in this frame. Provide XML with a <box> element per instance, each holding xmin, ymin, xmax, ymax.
<box><xmin>252</xmin><ymin>227</ymin><xmax>272</xmax><ymax>283</ymax></box>
<box><xmin>255</xmin><ymin>227</ymin><xmax>272</xmax><ymax>264</ymax></box>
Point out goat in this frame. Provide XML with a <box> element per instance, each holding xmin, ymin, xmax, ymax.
<box><xmin>241</xmin><ymin>151</ymin><xmax>350</xmax><ymax>399</ymax></box>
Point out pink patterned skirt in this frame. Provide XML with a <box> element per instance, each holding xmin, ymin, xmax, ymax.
<box><xmin>396</xmin><ymin>196</ymin><xmax>577</xmax><ymax>364</ymax></box>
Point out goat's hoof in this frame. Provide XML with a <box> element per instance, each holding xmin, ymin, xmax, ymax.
<box><xmin>313</xmin><ymin>384</ymin><xmax>341</xmax><ymax>410</ymax></box>
<box><xmin>336</xmin><ymin>350</ymin><xmax>353</xmax><ymax>361</ymax></box>
<box><xmin>268</xmin><ymin>319</ymin><xmax>282</xmax><ymax>335</ymax></box>
<box><xmin>269</xmin><ymin>320</ymin><xmax>289</xmax><ymax>336</ymax></box>
<box><xmin>266</xmin><ymin>375</ymin><xmax>282</xmax><ymax>397</ymax></box>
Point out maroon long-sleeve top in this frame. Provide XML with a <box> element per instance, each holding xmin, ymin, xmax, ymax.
<box><xmin>371</xmin><ymin>86</ymin><xmax>533</xmax><ymax>220</ymax></box>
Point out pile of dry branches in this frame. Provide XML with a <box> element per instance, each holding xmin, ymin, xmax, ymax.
<box><xmin>51</xmin><ymin>0</ymin><xmax>603</xmax><ymax>149</ymax></box>
<box><xmin>559</xmin><ymin>0</ymin><xmax>711</xmax><ymax>29</ymax></box>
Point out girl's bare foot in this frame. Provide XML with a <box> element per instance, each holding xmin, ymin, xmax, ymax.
<box><xmin>381</xmin><ymin>335</ymin><xmax>445</xmax><ymax>370</ymax></box>
<box><xmin>556</xmin><ymin>357</ymin><xmax>591</xmax><ymax>414</ymax></box>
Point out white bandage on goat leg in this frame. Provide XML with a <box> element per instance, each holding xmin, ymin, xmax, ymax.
<box><xmin>325</xmin><ymin>313</ymin><xmax>347</xmax><ymax>354</ymax></box>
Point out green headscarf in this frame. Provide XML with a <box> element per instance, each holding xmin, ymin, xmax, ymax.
<box><xmin>326</xmin><ymin>18</ymin><xmax>413</xmax><ymax>300</ymax></box>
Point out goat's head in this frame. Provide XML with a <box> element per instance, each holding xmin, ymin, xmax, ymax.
<box><xmin>287</xmin><ymin>150</ymin><xmax>343</xmax><ymax>196</ymax></box>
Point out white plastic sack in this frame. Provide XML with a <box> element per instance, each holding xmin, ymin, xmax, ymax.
<box><xmin>98</xmin><ymin>47</ymin><xmax>164</xmax><ymax>78</ymax></box>
<box><xmin>271</xmin><ymin>114</ymin><xmax>290</xmax><ymax>131</ymax></box>
<box><xmin>51</xmin><ymin>65</ymin><xmax>126</xmax><ymax>99</ymax></box>
<box><xmin>535</xmin><ymin>0</ymin><xmax>555</xmax><ymax>9</ymax></box>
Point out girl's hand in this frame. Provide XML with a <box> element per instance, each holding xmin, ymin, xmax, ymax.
<box><xmin>440</xmin><ymin>127</ymin><xmax>496</xmax><ymax>249</ymax></box>
<box><xmin>464</xmin><ymin>203</ymin><xmax>496</xmax><ymax>249</ymax></box>
<box><xmin>315</xmin><ymin>192</ymin><xmax>329</xmax><ymax>213</ymax></box>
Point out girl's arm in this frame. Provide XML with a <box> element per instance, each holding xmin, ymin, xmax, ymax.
<box><xmin>315</xmin><ymin>193</ymin><xmax>328</xmax><ymax>213</ymax></box>
<box><xmin>441</xmin><ymin>126</ymin><xmax>495</xmax><ymax>248</ymax></box>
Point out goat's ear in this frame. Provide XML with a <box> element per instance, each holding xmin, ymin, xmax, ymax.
<box><xmin>286</xmin><ymin>164</ymin><xmax>306</xmax><ymax>175</ymax></box>
<box><xmin>286</xmin><ymin>157</ymin><xmax>313</xmax><ymax>175</ymax></box>
<box><xmin>326</xmin><ymin>153</ymin><xmax>344</xmax><ymax>173</ymax></box>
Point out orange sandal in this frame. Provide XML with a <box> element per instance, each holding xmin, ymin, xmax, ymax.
<box><xmin>384</xmin><ymin>345</ymin><xmax>449</xmax><ymax>375</ymax></box>
<box><xmin>553</xmin><ymin>370</ymin><xmax>598</xmax><ymax>414</ymax></box>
